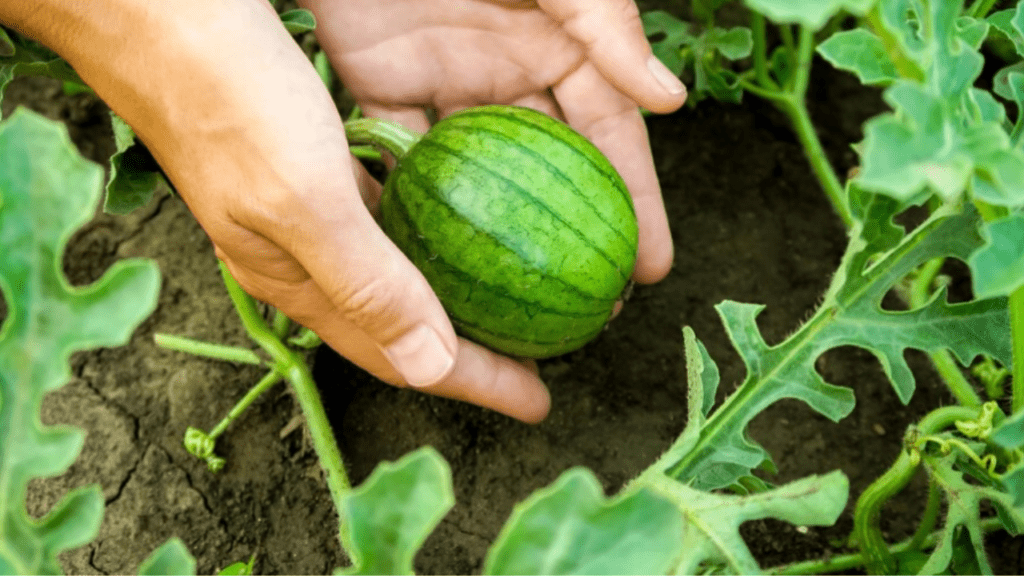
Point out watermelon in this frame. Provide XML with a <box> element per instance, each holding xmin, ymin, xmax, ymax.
<box><xmin>377</xmin><ymin>105</ymin><xmax>638</xmax><ymax>358</ymax></box>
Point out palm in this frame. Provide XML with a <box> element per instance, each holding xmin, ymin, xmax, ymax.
<box><xmin>306</xmin><ymin>0</ymin><xmax>585</xmax><ymax>119</ymax></box>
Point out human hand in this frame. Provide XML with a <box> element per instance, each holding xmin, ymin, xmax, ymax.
<box><xmin>299</xmin><ymin>0</ymin><xmax>688</xmax><ymax>283</ymax></box>
<box><xmin>4</xmin><ymin>0</ymin><xmax>550</xmax><ymax>422</ymax></box>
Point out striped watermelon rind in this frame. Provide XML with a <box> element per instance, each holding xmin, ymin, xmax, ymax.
<box><xmin>380</xmin><ymin>105</ymin><xmax>638</xmax><ymax>358</ymax></box>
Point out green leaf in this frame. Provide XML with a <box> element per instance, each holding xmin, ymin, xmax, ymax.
<box><xmin>969</xmin><ymin>213</ymin><xmax>1024</xmax><ymax>299</ymax></box>
<box><xmin>991</xmin><ymin>409</ymin><xmax>1024</xmax><ymax>450</ymax></box>
<box><xmin>642</xmin><ymin>10</ymin><xmax>693</xmax><ymax>75</ymax></box>
<box><xmin>138</xmin><ymin>538</ymin><xmax>197</xmax><ymax>576</ymax></box>
<box><xmin>104</xmin><ymin>112</ymin><xmax>166</xmax><ymax>214</ymax></box>
<box><xmin>0</xmin><ymin>109</ymin><xmax>160</xmax><ymax>574</ymax></box>
<box><xmin>664</xmin><ymin>196</ymin><xmax>1011</xmax><ymax>490</ymax></box>
<box><xmin>817</xmin><ymin>29</ymin><xmax>899</xmax><ymax>85</ymax></box>
<box><xmin>338</xmin><ymin>447</ymin><xmax>454</xmax><ymax>575</ymax></box>
<box><xmin>857</xmin><ymin>82</ymin><xmax>1024</xmax><ymax>206</ymax></box>
<box><xmin>218</xmin><ymin>554</ymin><xmax>256</xmax><ymax>576</ymax></box>
<box><xmin>706</xmin><ymin>27</ymin><xmax>753</xmax><ymax>60</ymax></box>
<box><xmin>0</xmin><ymin>38</ymin><xmax>84</xmax><ymax>115</ymax></box>
<box><xmin>647</xmin><ymin>470</ymin><xmax>848</xmax><ymax>574</ymax></box>
<box><xmin>743</xmin><ymin>0</ymin><xmax>873</xmax><ymax>30</ymax></box>
<box><xmin>280</xmin><ymin>9</ymin><xmax>317</xmax><ymax>35</ymax></box>
<box><xmin>988</xmin><ymin>5</ymin><xmax>1024</xmax><ymax>58</ymax></box>
<box><xmin>919</xmin><ymin>453</ymin><xmax>1024</xmax><ymax>574</ymax></box>
<box><xmin>0</xmin><ymin>27</ymin><xmax>15</xmax><ymax>58</ymax></box>
<box><xmin>484</xmin><ymin>469</ymin><xmax>683</xmax><ymax>575</ymax></box>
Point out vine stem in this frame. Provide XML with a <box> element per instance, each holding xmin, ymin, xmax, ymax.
<box><xmin>768</xmin><ymin>517</ymin><xmax>1003</xmax><ymax>575</ymax></box>
<box><xmin>852</xmin><ymin>405</ymin><xmax>978</xmax><ymax>575</ymax></box>
<box><xmin>218</xmin><ymin>262</ymin><xmax>354</xmax><ymax>553</ymax></box>
<box><xmin>743</xmin><ymin>13</ymin><xmax>852</xmax><ymax>229</ymax></box>
<box><xmin>207</xmin><ymin>369</ymin><xmax>284</xmax><ymax>440</ymax></box>
<box><xmin>154</xmin><ymin>333</ymin><xmax>264</xmax><ymax>365</ymax></box>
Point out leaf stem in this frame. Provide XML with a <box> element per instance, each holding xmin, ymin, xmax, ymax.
<box><xmin>218</xmin><ymin>262</ymin><xmax>353</xmax><ymax>552</ymax></box>
<box><xmin>906</xmin><ymin>477</ymin><xmax>942</xmax><ymax>551</ymax></box>
<box><xmin>154</xmin><ymin>333</ymin><xmax>264</xmax><ymax>365</ymax></box>
<box><xmin>207</xmin><ymin>368</ymin><xmax>284</xmax><ymax>440</ymax></box>
<box><xmin>271</xmin><ymin>308</ymin><xmax>291</xmax><ymax>340</ymax></box>
<box><xmin>777</xmin><ymin>95</ymin><xmax>852</xmax><ymax>229</ymax></box>
<box><xmin>750</xmin><ymin>12</ymin><xmax>777</xmax><ymax>90</ymax></box>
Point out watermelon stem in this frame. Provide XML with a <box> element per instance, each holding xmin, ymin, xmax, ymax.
<box><xmin>344</xmin><ymin>116</ymin><xmax>423</xmax><ymax>160</ymax></box>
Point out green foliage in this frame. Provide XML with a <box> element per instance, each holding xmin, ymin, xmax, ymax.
<box><xmin>969</xmin><ymin>213</ymin><xmax>1024</xmax><ymax>298</ymax></box>
<box><xmin>662</xmin><ymin>193</ymin><xmax>1010</xmax><ymax>491</ymax></box>
<box><xmin>338</xmin><ymin>447</ymin><xmax>453</xmax><ymax>575</ymax></box>
<box><xmin>218</xmin><ymin>554</ymin><xmax>256</xmax><ymax>576</ymax></box>
<box><xmin>0</xmin><ymin>33</ymin><xmax>85</xmax><ymax>113</ymax></box>
<box><xmin>918</xmin><ymin>452</ymin><xmax>1024</xmax><ymax>574</ymax></box>
<box><xmin>643</xmin><ymin>10</ymin><xmax>753</xmax><ymax>103</ymax></box>
<box><xmin>0</xmin><ymin>109</ymin><xmax>161</xmax><ymax>573</ymax></box>
<box><xmin>280</xmin><ymin>9</ymin><xmax>317</xmax><ymax>35</ymax></box>
<box><xmin>137</xmin><ymin>538</ymin><xmax>197</xmax><ymax>576</ymax></box>
<box><xmin>743</xmin><ymin>0</ymin><xmax>874</xmax><ymax>29</ymax></box>
<box><xmin>816</xmin><ymin>29</ymin><xmax>899</xmax><ymax>85</ymax></box>
<box><xmin>647</xmin><ymin>471</ymin><xmax>848</xmax><ymax>574</ymax></box>
<box><xmin>104</xmin><ymin>112</ymin><xmax>167</xmax><ymax>214</ymax></box>
<box><xmin>485</xmin><ymin>469</ymin><xmax>683</xmax><ymax>575</ymax></box>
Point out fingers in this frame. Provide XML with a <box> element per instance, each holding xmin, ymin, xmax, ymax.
<box><xmin>537</xmin><ymin>0</ymin><xmax>687</xmax><ymax>114</ymax></box>
<box><xmin>237</xmin><ymin>173</ymin><xmax>459</xmax><ymax>388</ymax></box>
<box><xmin>553</xmin><ymin>62</ymin><xmax>674</xmax><ymax>283</ymax></box>
<box><xmin>223</xmin><ymin>255</ymin><xmax>550</xmax><ymax>423</ymax></box>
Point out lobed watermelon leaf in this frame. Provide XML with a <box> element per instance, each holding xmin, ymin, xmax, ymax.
<box><xmin>103</xmin><ymin>112</ymin><xmax>167</xmax><ymax>215</ymax></box>
<box><xmin>969</xmin><ymin>213</ymin><xmax>1024</xmax><ymax>299</ymax></box>
<box><xmin>661</xmin><ymin>191</ymin><xmax>1010</xmax><ymax>491</ymax></box>
<box><xmin>0</xmin><ymin>109</ymin><xmax>161</xmax><ymax>573</ymax></box>
<box><xmin>137</xmin><ymin>538</ymin><xmax>197</xmax><ymax>576</ymax></box>
<box><xmin>642</xmin><ymin>470</ymin><xmax>848</xmax><ymax>575</ymax></box>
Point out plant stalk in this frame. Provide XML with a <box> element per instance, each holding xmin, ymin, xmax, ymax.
<box><xmin>777</xmin><ymin>96</ymin><xmax>852</xmax><ymax>229</ymax></box>
<box><xmin>207</xmin><ymin>368</ymin><xmax>284</xmax><ymax>440</ymax></box>
<box><xmin>154</xmin><ymin>333</ymin><xmax>264</xmax><ymax>366</ymax></box>
<box><xmin>852</xmin><ymin>405</ymin><xmax>978</xmax><ymax>574</ymax></box>
<box><xmin>218</xmin><ymin>262</ymin><xmax>353</xmax><ymax>553</ymax></box>
<box><xmin>768</xmin><ymin>517</ymin><xmax>1003</xmax><ymax>575</ymax></box>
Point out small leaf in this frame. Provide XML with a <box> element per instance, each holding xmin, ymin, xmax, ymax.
<box><xmin>104</xmin><ymin>112</ymin><xmax>166</xmax><ymax>214</ymax></box>
<box><xmin>484</xmin><ymin>469</ymin><xmax>683</xmax><ymax>575</ymax></box>
<box><xmin>138</xmin><ymin>538</ymin><xmax>197</xmax><ymax>576</ymax></box>
<box><xmin>0</xmin><ymin>27</ymin><xmax>15</xmax><ymax>58</ymax></box>
<box><xmin>339</xmin><ymin>447</ymin><xmax>454</xmax><ymax>575</ymax></box>
<box><xmin>218</xmin><ymin>554</ymin><xmax>256</xmax><ymax>576</ymax></box>
<box><xmin>280</xmin><ymin>8</ymin><xmax>317</xmax><ymax>35</ymax></box>
<box><xmin>969</xmin><ymin>213</ymin><xmax>1024</xmax><ymax>299</ymax></box>
<box><xmin>642</xmin><ymin>10</ymin><xmax>693</xmax><ymax>75</ymax></box>
<box><xmin>743</xmin><ymin>0</ymin><xmax>873</xmax><ymax>30</ymax></box>
<box><xmin>989</xmin><ymin>7</ymin><xmax>1024</xmax><ymax>57</ymax></box>
<box><xmin>706</xmin><ymin>27</ymin><xmax>753</xmax><ymax>60</ymax></box>
<box><xmin>817</xmin><ymin>29</ymin><xmax>898</xmax><ymax>85</ymax></box>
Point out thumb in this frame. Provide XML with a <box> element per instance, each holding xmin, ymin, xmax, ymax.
<box><xmin>286</xmin><ymin>200</ymin><xmax>459</xmax><ymax>388</ymax></box>
<box><xmin>538</xmin><ymin>0</ymin><xmax>687</xmax><ymax>113</ymax></box>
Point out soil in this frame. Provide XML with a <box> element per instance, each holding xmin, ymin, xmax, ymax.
<box><xmin>6</xmin><ymin>25</ymin><xmax>1024</xmax><ymax>576</ymax></box>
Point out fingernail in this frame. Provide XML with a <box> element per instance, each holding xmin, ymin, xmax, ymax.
<box><xmin>647</xmin><ymin>55</ymin><xmax>686</xmax><ymax>95</ymax></box>
<box><xmin>383</xmin><ymin>324</ymin><xmax>455</xmax><ymax>387</ymax></box>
